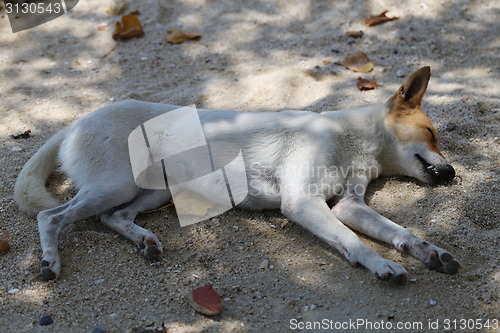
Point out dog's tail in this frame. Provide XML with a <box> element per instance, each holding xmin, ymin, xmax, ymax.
<box><xmin>14</xmin><ymin>128</ymin><xmax>69</xmax><ymax>217</ymax></box>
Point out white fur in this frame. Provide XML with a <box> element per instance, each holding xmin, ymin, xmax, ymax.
<box><xmin>15</xmin><ymin>93</ymin><xmax>459</xmax><ymax>281</ymax></box>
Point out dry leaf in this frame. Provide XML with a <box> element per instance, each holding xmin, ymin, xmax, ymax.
<box><xmin>346</xmin><ymin>30</ymin><xmax>363</xmax><ymax>38</ymax></box>
<box><xmin>365</xmin><ymin>10</ymin><xmax>399</xmax><ymax>27</ymax></box>
<box><xmin>165</xmin><ymin>29</ymin><xmax>201</xmax><ymax>44</ymax></box>
<box><xmin>185</xmin><ymin>284</ymin><xmax>222</xmax><ymax>316</ymax></box>
<box><xmin>338</xmin><ymin>52</ymin><xmax>374</xmax><ymax>72</ymax></box>
<box><xmin>323</xmin><ymin>60</ymin><xmax>332</xmax><ymax>65</ymax></box>
<box><xmin>10</xmin><ymin>129</ymin><xmax>31</xmax><ymax>139</ymax></box>
<box><xmin>0</xmin><ymin>231</ymin><xmax>10</xmax><ymax>253</ymax></box>
<box><xmin>97</xmin><ymin>25</ymin><xmax>106</xmax><ymax>31</ymax></box>
<box><xmin>112</xmin><ymin>12</ymin><xmax>144</xmax><ymax>40</ymax></box>
<box><xmin>105</xmin><ymin>0</ymin><xmax>129</xmax><ymax>16</ymax></box>
<box><xmin>357</xmin><ymin>77</ymin><xmax>378</xmax><ymax>90</ymax></box>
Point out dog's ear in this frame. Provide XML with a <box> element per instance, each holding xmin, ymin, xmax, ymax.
<box><xmin>388</xmin><ymin>66</ymin><xmax>431</xmax><ymax>111</ymax></box>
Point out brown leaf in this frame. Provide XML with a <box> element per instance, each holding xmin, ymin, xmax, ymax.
<box><xmin>97</xmin><ymin>25</ymin><xmax>106</xmax><ymax>31</ymax></box>
<box><xmin>322</xmin><ymin>60</ymin><xmax>331</xmax><ymax>65</ymax></box>
<box><xmin>357</xmin><ymin>77</ymin><xmax>378</xmax><ymax>90</ymax></box>
<box><xmin>165</xmin><ymin>29</ymin><xmax>201</xmax><ymax>44</ymax></box>
<box><xmin>365</xmin><ymin>10</ymin><xmax>399</xmax><ymax>27</ymax></box>
<box><xmin>346</xmin><ymin>30</ymin><xmax>363</xmax><ymax>38</ymax></box>
<box><xmin>0</xmin><ymin>231</ymin><xmax>10</xmax><ymax>253</ymax></box>
<box><xmin>10</xmin><ymin>129</ymin><xmax>31</xmax><ymax>139</ymax></box>
<box><xmin>112</xmin><ymin>12</ymin><xmax>144</xmax><ymax>40</ymax></box>
<box><xmin>337</xmin><ymin>52</ymin><xmax>374</xmax><ymax>72</ymax></box>
<box><xmin>105</xmin><ymin>0</ymin><xmax>129</xmax><ymax>16</ymax></box>
<box><xmin>186</xmin><ymin>284</ymin><xmax>222</xmax><ymax>316</ymax></box>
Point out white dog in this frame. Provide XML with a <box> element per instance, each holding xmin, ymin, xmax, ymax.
<box><xmin>15</xmin><ymin>67</ymin><xmax>459</xmax><ymax>283</ymax></box>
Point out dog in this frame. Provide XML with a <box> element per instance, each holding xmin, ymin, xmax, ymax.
<box><xmin>14</xmin><ymin>66</ymin><xmax>460</xmax><ymax>283</ymax></box>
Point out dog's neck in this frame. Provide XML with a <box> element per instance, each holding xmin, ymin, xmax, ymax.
<box><xmin>320</xmin><ymin>103</ymin><xmax>400</xmax><ymax>179</ymax></box>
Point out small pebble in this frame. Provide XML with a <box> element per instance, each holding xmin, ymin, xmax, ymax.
<box><xmin>259</xmin><ymin>259</ymin><xmax>269</xmax><ymax>270</ymax></box>
<box><xmin>39</xmin><ymin>316</ymin><xmax>53</xmax><ymax>326</ymax></box>
<box><xmin>429</xmin><ymin>299</ymin><xmax>437</xmax><ymax>306</ymax></box>
<box><xmin>445</xmin><ymin>122</ymin><xmax>457</xmax><ymax>131</ymax></box>
<box><xmin>8</xmin><ymin>288</ymin><xmax>19</xmax><ymax>294</ymax></box>
<box><xmin>93</xmin><ymin>326</ymin><xmax>106</xmax><ymax>333</ymax></box>
<box><xmin>11</xmin><ymin>146</ymin><xmax>22</xmax><ymax>152</ymax></box>
<box><xmin>109</xmin><ymin>313</ymin><xmax>118</xmax><ymax>318</ymax></box>
<box><xmin>396</xmin><ymin>69</ymin><xmax>405</xmax><ymax>78</ymax></box>
<box><xmin>95</xmin><ymin>279</ymin><xmax>105</xmax><ymax>284</ymax></box>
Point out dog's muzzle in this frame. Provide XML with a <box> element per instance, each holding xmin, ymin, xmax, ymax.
<box><xmin>415</xmin><ymin>154</ymin><xmax>455</xmax><ymax>184</ymax></box>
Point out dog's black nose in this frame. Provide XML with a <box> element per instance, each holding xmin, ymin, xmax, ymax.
<box><xmin>439</xmin><ymin>164</ymin><xmax>455</xmax><ymax>183</ymax></box>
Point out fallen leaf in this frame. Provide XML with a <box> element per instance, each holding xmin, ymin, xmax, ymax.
<box><xmin>105</xmin><ymin>0</ymin><xmax>129</xmax><ymax>16</ymax></box>
<box><xmin>346</xmin><ymin>30</ymin><xmax>363</xmax><ymax>38</ymax></box>
<box><xmin>0</xmin><ymin>231</ymin><xmax>10</xmax><ymax>253</ymax></box>
<box><xmin>323</xmin><ymin>60</ymin><xmax>332</xmax><ymax>65</ymax></box>
<box><xmin>97</xmin><ymin>25</ymin><xmax>106</xmax><ymax>31</ymax></box>
<box><xmin>10</xmin><ymin>129</ymin><xmax>31</xmax><ymax>139</ymax></box>
<box><xmin>337</xmin><ymin>52</ymin><xmax>374</xmax><ymax>72</ymax></box>
<box><xmin>357</xmin><ymin>77</ymin><xmax>378</xmax><ymax>90</ymax></box>
<box><xmin>365</xmin><ymin>10</ymin><xmax>399</xmax><ymax>27</ymax></box>
<box><xmin>112</xmin><ymin>12</ymin><xmax>144</xmax><ymax>40</ymax></box>
<box><xmin>165</xmin><ymin>29</ymin><xmax>201</xmax><ymax>44</ymax></box>
<box><xmin>185</xmin><ymin>284</ymin><xmax>222</xmax><ymax>316</ymax></box>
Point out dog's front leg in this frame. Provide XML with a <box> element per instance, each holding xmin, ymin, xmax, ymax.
<box><xmin>331</xmin><ymin>181</ymin><xmax>460</xmax><ymax>275</ymax></box>
<box><xmin>281</xmin><ymin>189</ymin><xmax>408</xmax><ymax>284</ymax></box>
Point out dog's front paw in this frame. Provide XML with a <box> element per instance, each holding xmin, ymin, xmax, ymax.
<box><xmin>373</xmin><ymin>259</ymin><xmax>408</xmax><ymax>286</ymax></box>
<box><xmin>425</xmin><ymin>250</ymin><xmax>460</xmax><ymax>275</ymax></box>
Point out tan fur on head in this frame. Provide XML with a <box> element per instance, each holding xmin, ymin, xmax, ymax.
<box><xmin>385</xmin><ymin>66</ymin><xmax>444</xmax><ymax>158</ymax></box>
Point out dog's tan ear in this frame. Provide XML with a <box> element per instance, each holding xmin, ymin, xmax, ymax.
<box><xmin>388</xmin><ymin>66</ymin><xmax>431</xmax><ymax>110</ymax></box>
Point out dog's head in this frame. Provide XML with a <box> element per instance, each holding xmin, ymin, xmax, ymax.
<box><xmin>384</xmin><ymin>67</ymin><xmax>455</xmax><ymax>184</ymax></box>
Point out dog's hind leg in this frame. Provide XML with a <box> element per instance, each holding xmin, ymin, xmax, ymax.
<box><xmin>100</xmin><ymin>189</ymin><xmax>171</xmax><ymax>261</ymax></box>
<box><xmin>38</xmin><ymin>185</ymin><xmax>140</xmax><ymax>280</ymax></box>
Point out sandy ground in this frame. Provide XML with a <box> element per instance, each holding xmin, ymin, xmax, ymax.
<box><xmin>0</xmin><ymin>0</ymin><xmax>499</xmax><ymax>332</ymax></box>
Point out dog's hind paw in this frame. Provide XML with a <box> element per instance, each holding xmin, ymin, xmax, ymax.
<box><xmin>425</xmin><ymin>250</ymin><xmax>460</xmax><ymax>275</ymax></box>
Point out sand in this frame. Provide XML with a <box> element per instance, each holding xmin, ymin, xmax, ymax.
<box><xmin>0</xmin><ymin>0</ymin><xmax>498</xmax><ymax>332</ymax></box>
